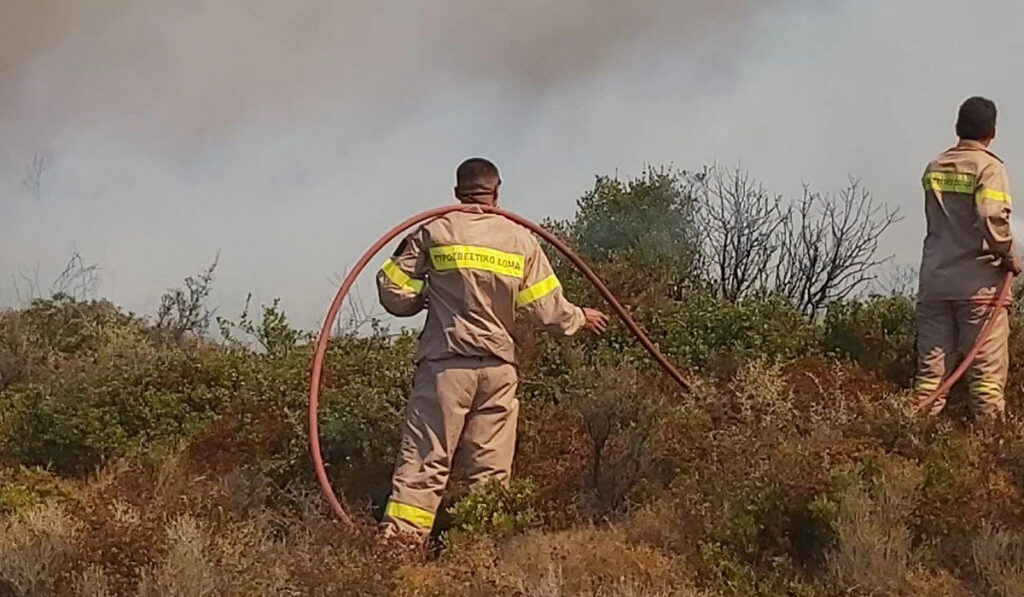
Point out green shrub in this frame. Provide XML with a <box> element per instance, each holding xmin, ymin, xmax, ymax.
<box><xmin>0</xmin><ymin>296</ymin><xmax>149</xmax><ymax>391</ymax></box>
<box><xmin>1</xmin><ymin>351</ymin><xmax>232</xmax><ymax>474</ymax></box>
<box><xmin>447</xmin><ymin>479</ymin><xmax>540</xmax><ymax>542</ymax></box>
<box><xmin>217</xmin><ymin>295</ymin><xmax>312</xmax><ymax>357</ymax></box>
<box><xmin>554</xmin><ymin>168</ymin><xmax>701</xmax><ymax>290</ymax></box>
<box><xmin>822</xmin><ymin>295</ymin><xmax>916</xmax><ymax>386</ymax></box>
<box><xmin>0</xmin><ymin>467</ymin><xmax>76</xmax><ymax>516</ymax></box>
<box><xmin>650</xmin><ymin>293</ymin><xmax>820</xmax><ymax>368</ymax></box>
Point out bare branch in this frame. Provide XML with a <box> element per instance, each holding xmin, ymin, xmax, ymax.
<box><xmin>155</xmin><ymin>254</ymin><xmax>220</xmax><ymax>345</ymax></box>
<box><xmin>50</xmin><ymin>251</ymin><xmax>101</xmax><ymax>301</ymax></box>
<box><xmin>22</xmin><ymin>154</ymin><xmax>51</xmax><ymax>200</ymax></box>
<box><xmin>328</xmin><ymin>269</ymin><xmax>383</xmax><ymax>337</ymax></box>
<box><xmin>776</xmin><ymin>178</ymin><xmax>901</xmax><ymax>316</ymax></box>
<box><xmin>695</xmin><ymin>166</ymin><xmax>787</xmax><ymax>301</ymax></box>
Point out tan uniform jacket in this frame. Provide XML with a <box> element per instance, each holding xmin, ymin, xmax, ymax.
<box><xmin>919</xmin><ymin>140</ymin><xmax>1014</xmax><ymax>302</ymax></box>
<box><xmin>376</xmin><ymin>207</ymin><xmax>586</xmax><ymax>364</ymax></box>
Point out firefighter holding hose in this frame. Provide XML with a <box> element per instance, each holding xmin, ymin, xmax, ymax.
<box><xmin>916</xmin><ymin>97</ymin><xmax>1022</xmax><ymax>419</ymax></box>
<box><xmin>375</xmin><ymin>158</ymin><xmax>609</xmax><ymax>541</ymax></box>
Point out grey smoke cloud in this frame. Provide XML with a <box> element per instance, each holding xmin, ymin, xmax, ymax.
<box><xmin>0</xmin><ymin>1</ymin><xmax>766</xmax><ymax>150</ymax></box>
<box><xmin>2</xmin><ymin>0</ymin><xmax>1024</xmax><ymax>328</ymax></box>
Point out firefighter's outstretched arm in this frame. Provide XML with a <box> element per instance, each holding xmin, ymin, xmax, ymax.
<box><xmin>376</xmin><ymin>229</ymin><xmax>428</xmax><ymax>317</ymax></box>
<box><xmin>518</xmin><ymin>238</ymin><xmax>607</xmax><ymax>335</ymax></box>
<box><xmin>976</xmin><ymin>163</ymin><xmax>1017</xmax><ymax>269</ymax></box>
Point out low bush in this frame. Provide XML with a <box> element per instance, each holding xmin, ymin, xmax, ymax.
<box><xmin>3</xmin><ymin>290</ymin><xmax>1024</xmax><ymax>596</ymax></box>
<box><xmin>447</xmin><ymin>479</ymin><xmax>541</xmax><ymax>543</ymax></box>
<box><xmin>822</xmin><ymin>295</ymin><xmax>916</xmax><ymax>386</ymax></box>
<box><xmin>650</xmin><ymin>293</ymin><xmax>820</xmax><ymax>370</ymax></box>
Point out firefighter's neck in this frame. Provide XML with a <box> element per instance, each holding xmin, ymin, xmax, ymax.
<box><xmin>960</xmin><ymin>136</ymin><xmax>994</xmax><ymax>148</ymax></box>
<box><xmin>458</xmin><ymin>194</ymin><xmax>498</xmax><ymax>207</ymax></box>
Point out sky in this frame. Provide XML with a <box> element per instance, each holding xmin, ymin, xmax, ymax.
<box><xmin>3</xmin><ymin>0</ymin><xmax>1024</xmax><ymax>330</ymax></box>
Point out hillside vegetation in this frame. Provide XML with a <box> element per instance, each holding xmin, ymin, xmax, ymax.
<box><xmin>3</xmin><ymin>167</ymin><xmax>1024</xmax><ymax>596</ymax></box>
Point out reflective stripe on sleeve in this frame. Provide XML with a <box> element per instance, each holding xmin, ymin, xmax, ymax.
<box><xmin>517</xmin><ymin>274</ymin><xmax>562</xmax><ymax>307</ymax></box>
<box><xmin>384</xmin><ymin>501</ymin><xmax>435</xmax><ymax>529</ymax></box>
<box><xmin>923</xmin><ymin>171</ymin><xmax>976</xmax><ymax>194</ymax></box>
<box><xmin>429</xmin><ymin>245</ymin><xmax>525</xmax><ymax>278</ymax></box>
<box><xmin>977</xmin><ymin>188</ymin><xmax>1011</xmax><ymax>203</ymax></box>
<box><xmin>381</xmin><ymin>259</ymin><xmax>424</xmax><ymax>294</ymax></box>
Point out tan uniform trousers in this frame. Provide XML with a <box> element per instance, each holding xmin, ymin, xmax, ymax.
<box><xmin>915</xmin><ymin>301</ymin><xmax>1009</xmax><ymax>419</ymax></box>
<box><xmin>381</xmin><ymin>356</ymin><xmax>518</xmax><ymax>538</ymax></box>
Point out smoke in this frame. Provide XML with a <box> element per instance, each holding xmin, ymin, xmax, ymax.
<box><xmin>0</xmin><ymin>0</ymin><xmax>771</xmax><ymax>322</ymax></box>
<box><xmin>2</xmin><ymin>0</ymin><xmax>1024</xmax><ymax>326</ymax></box>
<box><xmin>0</xmin><ymin>1</ymin><xmax>768</xmax><ymax>152</ymax></box>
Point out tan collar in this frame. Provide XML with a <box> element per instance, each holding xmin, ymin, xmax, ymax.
<box><xmin>955</xmin><ymin>138</ymin><xmax>1002</xmax><ymax>162</ymax></box>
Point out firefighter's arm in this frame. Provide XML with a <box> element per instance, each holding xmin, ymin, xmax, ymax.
<box><xmin>376</xmin><ymin>229</ymin><xmax>428</xmax><ymax>317</ymax></box>
<box><xmin>517</xmin><ymin>239</ymin><xmax>588</xmax><ymax>336</ymax></box>
<box><xmin>976</xmin><ymin>163</ymin><xmax>1014</xmax><ymax>261</ymax></box>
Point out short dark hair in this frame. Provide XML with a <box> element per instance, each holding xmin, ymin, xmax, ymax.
<box><xmin>455</xmin><ymin>158</ymin><xmax>501</xmax><ymax>198</ymax></box>
<box><xmin>956</xmin><ymin>96</ymin><xmax>997</xmax><ymax>141</ymax></box>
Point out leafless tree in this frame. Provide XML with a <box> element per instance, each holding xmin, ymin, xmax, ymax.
<box><xmin>776</xmin><ymin>179</ymin><xmax>900</xmax><ymax>317</ymax></box>
<box><xmin>875</xmin><ymin>263</ymin><xmax>919</xmax><ymax>297</ymax></box>
<box><xmin>11</xmin><ymin>251</ymin><xmax>100</xmax><ymax>303</ymax></box>
<box><xmin>155</xmin><ymin>255</ymin><xmax>219</xmax><ymax>345</ymax></box>
<box><xmin>696</xmin><ymin>167</ymin><xmax>787</xmax><ymax>301</ymax></box>
<box><xmin>328</xmin><ymin>269</ymin><xmax>383</xmax><ymax>336</ymax></box>
<box><xmin>22</xmin><ymin>154</ymin><xmax>50</xmax><ymax>200</ymax></box>
<box><xmin>12</xmin><ymin>264</ymin><xmax>42</xmax><ymax>304</ymax></box>
<box><xmin>51</xmin><ymin>252</ymin><xmax>101</xmax><ymax>300</ymax></box>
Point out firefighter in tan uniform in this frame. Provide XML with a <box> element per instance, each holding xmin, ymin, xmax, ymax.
<box><xmin>376</xmin><ymin>158</ymin><xmax>609</xmax><ymax>538</ymax></box>
<box><xmin>916</xmin><ymin>97</ymin><xmax>1022</xmax><ymax>419</ymax></box>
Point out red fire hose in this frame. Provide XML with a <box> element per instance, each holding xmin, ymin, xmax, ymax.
<box><xmin>308</xmin><ymin>204</ymin><xmax>691</xmax><ymax>527</ymax></box>
<box><xmin>916</xmin><ymin>271</ymin><xmax>1015</xmax><ymax>414</ymax></box>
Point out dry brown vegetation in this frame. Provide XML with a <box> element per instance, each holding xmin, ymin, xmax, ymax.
<box><xmin>4</xmin><ymin>292</ymin><xmax>1024</xmax><ymax>596</ymax></box>
<box><xmin>4</xmin><ymin>168</ymin><xmax>1024</xmax><ymax>595</ymax></box>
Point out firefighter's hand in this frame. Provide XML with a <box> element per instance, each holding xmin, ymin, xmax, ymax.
<box><xmin>582</xmin><ymin>308</ymin><xmax>609</xmax><ymax>335</ymax></box>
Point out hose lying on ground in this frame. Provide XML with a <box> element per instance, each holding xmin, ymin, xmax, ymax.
<box><xmin>308</xmin><ymin>204</ymin><xmax>691</xmax><ymax>528</ymax></box>
<box><xmin>915</xmin><ymin>271</ymin><xmax>1015</xmax><ymax>415</ymax></box>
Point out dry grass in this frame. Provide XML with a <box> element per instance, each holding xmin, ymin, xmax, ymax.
<box><xmin>137</xmin><ymin>514</ymin><xmax>218</xmax><ymax>597</ymax></box>
<box><xmin>0</xmin><ymin>503</ymin><xmax>80</xmax><ymax>597</ymax></box>
<box><xmin>973</xmin><ymin>523</ymin><xmax>1024</xmax><ymax>597</ymax></box>
<box><xmin>729</xmin><ymin>359</ymin><xmax>794</xmax><ymax>424</ymax></box>
<box><xmin>392</xmin><ymin>527</ymin><xmax>705</xmax><ymax>597</ymax></box>
<box><xmin>73</xmin><ymin>565</ymin><xmax>115</xmax><ymax>597</ymax></box>
<box><xmin>7</xmin><ymin>297</ymin><xmax>1024</xmax><ymax>595</ymax></box>
<box><xmin>827</xmin><ymin>458</ymin><xmax>924</xmax><ymax>595</ymax></box>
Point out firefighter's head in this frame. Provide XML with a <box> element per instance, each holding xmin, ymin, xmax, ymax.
<box><xmin>455</xmin><ymin>158</ymin><xmax>501</xmax><ymax>205</ymax></box>
<box><xmin>957</xmin><ymin>96</ymin><xmax>997</xmax><ymax>145</ymax></box>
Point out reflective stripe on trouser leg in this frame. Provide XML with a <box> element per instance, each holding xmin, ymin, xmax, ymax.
<box><xmin>959</xmin><ymin>301</ymin><xmax>1009</xmax><ymax>419</ymax></box>
<box><xmin>382</xmin><ymin>358</ymin><xmax>477</xmax><ymax>538</ymax></box>
<box><xmin>459</xmin><ymin>362</ymin><xmax>519</xmax><ymax>486</ymax></box>
<box><xmin>383</xmin><ymin>501</ymin><xmax>435</xmax><ymax>532</ymax></box>
<box><xmin>915</xmin><ymin>378</ymin><xmax>940</xmax><ymax>394</ymax></box>
<box><xmin>915</xmin><ymin>301</ymin><xmax>958</xmax><ymax>416</ymax></box>
<box><xmin>915</xmin><ymin>376</ymin><xmax>942</xmax><ymax>410</ymax></box>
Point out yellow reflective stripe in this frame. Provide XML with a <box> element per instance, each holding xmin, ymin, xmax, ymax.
<box><xmin>915</xmin><ymin>378</ymin><xmax>940</xmax><ymax>393</ymax></box>
<box><xmin>429</xmin><ymin>245</ymin><xmax>525</xmax><ymax>278</ymax></box>
<box><xmin>381</xmin><ymin>259</ymin><xmax>424</xmax><ymax>294</ymax></box>
<box><xmin>923</xmin><ymin>171</ymin><xmax>976</xmax><ymax>194</ymax></box>
<box><xmin>978</xmin><ymin>188</ymin><xmax>1011</xmax><ymax>203</ymax></box>
<box><xmin>969</xmin><ymin>380</ymin><xmax>1003</xmax><ymax>397</ymax></box>
<box><xmin>385</xmin><ymin>501</ymin><xmax>435</xmax><ymax>529</ymax></box>
<box><xmin>517</xmin><ymin>274</ymin><xmax>562</xmax><ymax>307</ymax></box>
